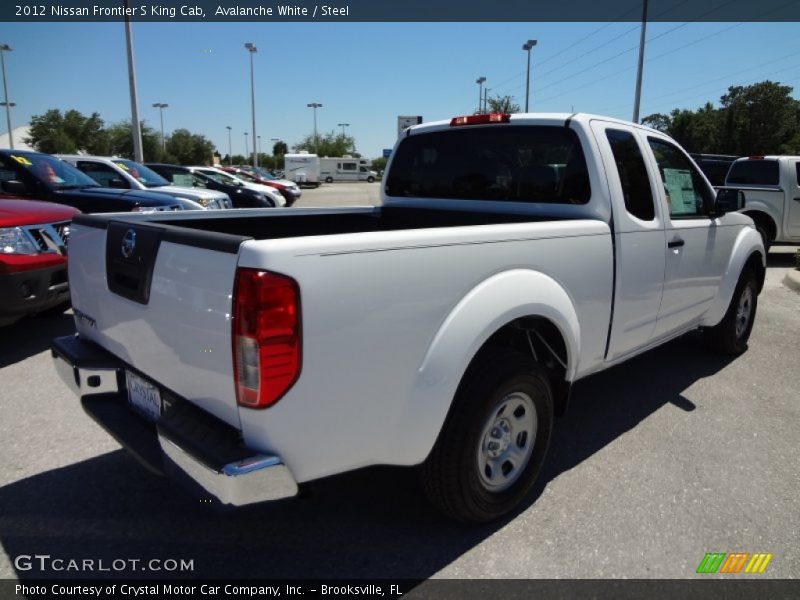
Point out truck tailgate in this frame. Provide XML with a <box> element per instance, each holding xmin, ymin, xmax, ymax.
<box><xmin>68</xmin><ymin>218</ymin><xmax>249</xmax><ymax>428</ymax></box>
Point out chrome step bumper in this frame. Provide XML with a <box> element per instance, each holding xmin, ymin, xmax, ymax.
<box><xmin>51</xmin><ymin>334</ymin><xmax>298</xmax><ymax>507</ymax></box>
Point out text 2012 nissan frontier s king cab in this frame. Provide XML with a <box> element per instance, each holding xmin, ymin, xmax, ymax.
<box><xmin>52</xmin><ymin>113</ymin><xmax>765</xmax><ymax>522</ymax></box>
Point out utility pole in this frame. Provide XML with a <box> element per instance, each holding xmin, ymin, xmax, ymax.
<box><xmin>632</xmin><ymin>0</ymin><xmax>649</xmax><ymax>123</ymax></box>
<box><xmin>245</xmin><ymin>42</ymin><xmax>258</xmax><ymax>168</ymax></box>
<box><xmin>476</xmin><ymin>77</ymin><xmax>486</xmax><ymax>114</ymax></box>
<box><xmin>307</xmin><ymin>103</ymin><xmax>322</xmax><ymax>153</ymax></box>
<box><xmin>0</xmin><ymin>44</ymin><xmax>14</xmax><ymax>149</ymax></box>
<box><xmin>123</xmin><ymin>0</ymin><xmax>143</xmax><ymax>161</ymax></box>
<box><xmin>226</xmin><ymin>125</ymin><xmax>232</xmax><ymax>165</ymax></box>
<box><xmin>523</xmin><ymin>39</ymin><xmax>537</xmax><ymax>113</ymax></box>
<box><xmin>152</xmin><ymin>103</ymin><xmax>168</xmax><ymax>153</ymax></box>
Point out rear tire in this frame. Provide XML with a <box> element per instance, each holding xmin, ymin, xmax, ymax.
<box><xmin>421</xmin><ymin>348</ymin><xmax>553</xmax><ymax>523</ymax></box>
<box><xmin>325</xmin><ymin>176</ymin><xmax>333</xmax><ymax>183</ymax></box>
<box><xmin>704</xmin><ymin>269</ymin><xmax>758</xmax><ymax>355</ymax></box>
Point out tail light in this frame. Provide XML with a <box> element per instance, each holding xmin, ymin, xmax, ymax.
<box><xmin>450</xmin><ymin>113</ymin><xmax>511</xmax><ymax>127</ymax></box>
<box><xmin>232</xmin><ymin>268</ymin><xmax>301</xmax><ymax>409</ymax></box>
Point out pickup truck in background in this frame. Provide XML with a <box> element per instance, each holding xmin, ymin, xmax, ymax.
<box><xmin>52</xmin><ymin>113</ymin><xmax>765</xmax><ymax>522</ymax></box>
<box><xmin>1</xmin><ymin>197</ymin><xmax>78</xmax><ymax>326</ymax></box>
<box><xmin>0</xmin><ymin>150</ymin><xmax>202</xmax><ymax>213</ymax></box>
<box><xmin>724</xmin><ymin>155</ymin><xmax>800</xmax><ymax>249</ymax></box>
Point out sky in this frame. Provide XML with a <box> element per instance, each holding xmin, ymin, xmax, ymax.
<box><xmin>2</xmin><ymin>20</ymin><xmax>800</xmax><ymax>160</ymax></box>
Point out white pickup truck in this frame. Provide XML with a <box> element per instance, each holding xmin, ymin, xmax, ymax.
<box><xmin>52</xmin><ymin>113</ymin><xmax>765</xmax><ymax>522</ymax></box>
<box><xmin>725</xmin><ymin>155</ymin><xmax>800</xmax><ymax>249</ymax></box>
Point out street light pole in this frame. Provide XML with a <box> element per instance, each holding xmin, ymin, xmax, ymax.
<box><xmin>244</xmin><ymin>132</ymin><xmax>248</xmax><ymax>161</ymax></box>
<box><xmin>0</xmin><ymin>44</ymin><xmax>14</xmax><ymax>149</ymax></box>
<box><xmin>632</xmin><ymin>0</ymin><xmax>649</xmax><ymax>123</ymax></box>
<box><xmin>245</xmin><ymin>42</ymin><xmax>258</xmax><ymax>168</ymax></box>
<box><xmin>257</xmin><ymin>135</ymin><xmax>262</xmax><ymax>167</ymax></box>
<box><xmin>152</xmin><ymin>103</ymin><xmax>168</xmax><ymax>153</ymax></box>
<box><xmin>484</xmin><ymin>88</ymin><xmax>490</xmax><ymax>114</ymax></box>
<box><xmin>123</xmin><ymin>0</ymin><xmax>143</xmax><ymax>162</ymax></box>
<box><xmin>522</xmin><ymin>39</ymin><xmax>537</xmax><ymax>113</ymax></box>
<box><xmin>307</xmin><ymin>103</ymin><xmax>322</xmax><ymax>153</ymax></box>
<box><xmin>226</xmin><ymin>126</ymin><xmax>232</xmax><ymax>165</ymax></box>
<box><xmin>475</xmin><ymin>77</ymin><xmax>486</xmax><ymax>114</ymax></box>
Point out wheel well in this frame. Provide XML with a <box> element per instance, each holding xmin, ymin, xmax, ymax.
<box><xmin>473</xmin><ymin>317</ymin><xmax>571</xmax><ymax>417</ymax></box>
<box><xmin>745</xmin><ymin>251</ymin><xmax>766</xmax><ymax>294</ymax></box>
<box><xmin>742</xmin><ymin>211</ymin><xmax>776</xmax><ymax>242</ymax></box>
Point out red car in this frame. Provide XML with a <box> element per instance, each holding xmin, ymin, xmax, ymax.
<box><xmin>0</xmin><ymin>198</ymin><xmax>78</xmax><ymax>326</ymax></box>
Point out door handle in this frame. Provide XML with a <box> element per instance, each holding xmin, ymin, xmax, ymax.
<box><xmin>667</xmin><ymin>239</ymin><xmax>685</xmax><ymax>249</ymax></box>
<box><xmin>793</xmin><ymin>197</ymin><xmax>800</xmax><ymax>203</ymax></box>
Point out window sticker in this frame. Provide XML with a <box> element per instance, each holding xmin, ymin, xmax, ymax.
<box><xmin>172</xmin><ymin>174</ymin><xmax>194</xmax><ymax>187</ymax></box>
<box><xmin>10</xmin><ymin>155</ymin><xmax>33</xmax><ymax>167</ymax></box>
<box><xmin>114</xmin><ymin>162</ymin><xmax>129</xmax><ymax>171</ymax></box>
<box><xmin>663</xmin><ymin>168</ymin><xmax>697</xmax><ymax>215</ymax></box>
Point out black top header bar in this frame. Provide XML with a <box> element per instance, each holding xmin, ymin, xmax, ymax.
<box><xmin>4</xmin><ymin>0</ymin><xmax>800</xmax><ymax>22</ymax></box>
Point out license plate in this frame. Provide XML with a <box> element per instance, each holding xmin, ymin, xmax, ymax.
<box><xmin>126</xmin><ymin>371</ymin><xmax>162</xmax><ymax>423</ymax></box>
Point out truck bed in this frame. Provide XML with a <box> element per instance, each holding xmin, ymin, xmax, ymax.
<box><xmin>73</xmin><ymin>205</ymin><xmax>572</xmax><ymax>242</ymax></box>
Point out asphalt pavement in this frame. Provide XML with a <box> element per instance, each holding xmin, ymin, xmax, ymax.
<box><xmin>0</xmin><ymin>195</ymin><xmax>797</xmax><ymax>581</ymax></box>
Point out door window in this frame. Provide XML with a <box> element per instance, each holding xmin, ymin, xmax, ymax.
<box><xmin>605</xmin><ymin>129</ymin><xmax>655</xmax><ymax>221</ymax></box>
<box><xmin>77</xmin><ymin>161</ymin><xmax>123</xmax><ymax>187</ymax></box>
<box><xmin>647</xmin><ymin>138</ymin><xmax>714</xmax><ymax>218</ymax></box>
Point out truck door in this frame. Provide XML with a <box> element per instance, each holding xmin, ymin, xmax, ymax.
<box><xmin>590</xmin><ymin>121</ymin><xmax>666</xmax><ymax>360</ymax></box>
<box><xmin>789</xmin><ymin>161</ymin><xmax>800</xmax><ymax>239</ymax></box>
<box><xmin>645</xmin><ymin>135</ymin><xmax>738</xmax><ymax>339</ymax></box>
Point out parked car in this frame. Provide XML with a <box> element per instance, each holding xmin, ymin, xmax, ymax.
<box><xmin>192</xmin><ymin>166</ymin><xmax>286</xmax><ymax>207</ymax></box>
<box><xmin>0</xmin><ymin>150</ymin><xmax>199</xmax><ymax>213</ymax></box>
<box><xmin>57</xmin><ymin>155</ymin><xmax>232</xmax><ymax>210</ymax></box>
<box><xmin>145</xmin><ymin>164</ymin><xmax>278</xmax><ymax>208</ymax></box>
<box><xmin>724</xmin><ymin>155</ymin><xmax>800</xmax><ymax>249</ymax></box>
<box><xmin>0</xmin><ymin>197</ymin><xmax>78</xmax><ymax>326</ymax></box>
<box><xmin>221</xmin><ymin>166</ymin><xmax>301</xmax><ymax>206</ymax></box>
<box><xmin>690</xmin><ymin>153</ymin><xmax>740</xmax><ymax>187</ymax></box>
<box><xmin>53</xmin><ymin>113</ymin><xmax>764</xmax><ymax>523</ymax></box>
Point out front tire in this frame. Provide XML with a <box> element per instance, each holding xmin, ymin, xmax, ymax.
<box><xmin>421</xmin><ymin>349</ymin><xmax>554</xmax><ymax>523</ymax></box>
<box><xmin>704</xmin><ymin>269</ymin><xmax>758</xmax><ymax>355</ymax></box>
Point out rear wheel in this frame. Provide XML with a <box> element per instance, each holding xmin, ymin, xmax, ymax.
<box><xmin>704</xmin><ymin>269</ymin><xmax>758</xmax><ymax>355</ymax></box>
<box><xmin>325</xmin><ymin>176</ymin><xmax>333</xmax><ymax>183</ymax></box>
<box><xmin>421</xmin><ymin>349</ymin><xmax>553</xmax><ymax>522</ymax></box>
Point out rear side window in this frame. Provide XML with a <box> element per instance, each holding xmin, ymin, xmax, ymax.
<box><xmin>605</xmin><ymin>129</ymin><xmax>654</xmax><ymax>221</ymax></box>
<box><xmin>727</xmin><ymin>160</ymin><xmax>779</xmax><ymax>185</ymax></box>
<box><xmin>385</xmin><ymin>125</ymin><xmax>591</xmax><ymax>204</ymax></box>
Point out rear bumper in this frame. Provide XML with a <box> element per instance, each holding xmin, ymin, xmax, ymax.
<box><xmin>51</xmin><ymin>334</ymin><xmax>298</xmax><ymax>507</ymax></box>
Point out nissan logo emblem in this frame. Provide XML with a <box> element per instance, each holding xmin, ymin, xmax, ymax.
<box><xmin>121</xmin><ymin>229</ymin><xmax>136</xmax><ymax>259</ymax></box>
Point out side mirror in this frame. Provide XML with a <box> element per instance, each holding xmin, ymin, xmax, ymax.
<box><xmin>108</xmin><ymin>178</ymin><xmax>128</xmax><ymax>189</ymax></box>
<box><xmin>1</xmin><ymin>180</ymin><xmax>27</xmax><ymax>195</ymax></box>
<box><xmin>713</xmin><ymin>188</ymin><xmax>745</xmax><ymax>215</ymax></box>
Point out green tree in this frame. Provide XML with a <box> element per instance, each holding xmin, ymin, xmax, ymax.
<box><xmin>25</xmin><ymin>109</ymin><xmax>108</xmax><ymax>154</ymax></box>
<box><xmin>370</xmin><ymin>156</ymin><xmax>388</xmax><ymax>173</ymax></box>
<box><xmin>642</xmin><ymin>81</ymin><xmax>800</xmax><ymax>155</ymax></box>
<box><xmin>165</xmin><ymin>128</ymin><xmax>216</xmax><ymax>165</ymax></box>
<box><xmin>293</xmin><ymin>131</ymin><xmax>356</xmax><ymax>157</ymax></box>
<box><xmin>487</xmin><ymin>95</ymin><xmax>521</xmax><ymax>114</ymax></box>
<box><xmin>106</xmin><ymin>120</ymin><xmax>163</xmax><ymax>161</ymax></box>
<box><xmin>272</xmin><ymin>140</ymin><xmax>288</xmax><ymax>156</ymax></box>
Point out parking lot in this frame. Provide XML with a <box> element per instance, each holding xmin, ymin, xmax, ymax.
<box><xmin>0</xmin><ymin>186</ymin><xmax>797</xmax><ymax>581</ymax></box>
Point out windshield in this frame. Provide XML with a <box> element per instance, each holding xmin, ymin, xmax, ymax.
<box><xmin>9</xmin><ymin>153</ymin><xmax>100</xmax><ymax>190</ymax></box>
<box><xmin>113</xmin><ymin>160</ymin><xmax>170</xmax><ymax>187</ymax></box>
<box><xmin>196</xmin><ymin>170</ymin><xmax>229</xmax><ymax>184</ymax></box>
<box><xmin>201</xmin><ymin>169</ymin><xmax>240</xmax><ymax>184</ymax></box>
<box><xmin>251</xmin><ymin>167</ymin><xmax>277</xmax><ymax>180</ymax></box>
